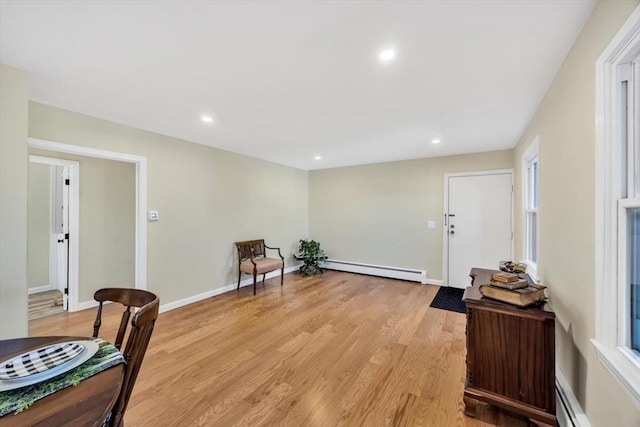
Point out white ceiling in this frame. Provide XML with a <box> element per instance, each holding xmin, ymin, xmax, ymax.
<box><xmin>0</xmin><ymin>0</ymin><xmax>596</xmax><ymax>170</ymax></box>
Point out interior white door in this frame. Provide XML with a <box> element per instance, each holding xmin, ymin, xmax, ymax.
<box><xmin>30</xmin><ymin>154</ymin><xmax>79</xmax><ymax>312</ymax></box>
<box><xmin>446</xmin><ymin>172</ymin><xmax>512</xmax><ymax>288</ymax></box>
<box><xmin>53</xmin><ymin>165</ymin><xmax>70</xmax><ymax>311</ymax></box>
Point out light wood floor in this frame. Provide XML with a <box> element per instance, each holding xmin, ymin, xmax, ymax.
<box><xmin>29</xmin><ymin>271</ymin><xmax>527</xmax><ymax>426</ymax></box>
<box><xmin>28</xmin><ymin>289</ymin><xmax>64</xmax><ymax>320</ymax></box>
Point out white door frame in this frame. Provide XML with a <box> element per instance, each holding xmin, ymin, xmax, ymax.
<box><xmin>442</xmin><ymin>169</ymin><xmax>514</xmax><ymax>287</ymax></box>
<box><xmin>28</xmin><ymin>138</ymin><xmax>148</xmax><ymax>308</ymax></box>
<box><xmin>29</xmin><ymin>155</ymin><xmax>79</xmax><ymax>311</ymax></box>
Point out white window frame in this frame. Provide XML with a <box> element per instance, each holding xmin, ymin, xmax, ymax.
<box><xmin>522</xmin><ymin>137</ymin><xmax>540</xmax><ymax>281</ymax></box>
<box><xmin>593</xmin><ymin>5</ymin><xmax>640</xmax><ymax>409</ymax></box>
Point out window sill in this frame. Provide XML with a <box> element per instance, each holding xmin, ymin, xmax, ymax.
<box><xmin>591</xmin><ymin>339</ymin><xmax>640</xmax><ymax>409</ymax></box>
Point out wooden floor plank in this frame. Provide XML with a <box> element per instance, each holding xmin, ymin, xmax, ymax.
<box><xmin>28</xmin><ymin>270</ymin><xmax>528</xmax><ymax>426</ymax></box>
<box><xmin>28</xmin><ymin>290</ymin><xmax>64</xmax><ymax>320</ymax></box>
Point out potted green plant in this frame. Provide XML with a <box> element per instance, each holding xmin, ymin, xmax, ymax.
<box><xmin>297</xmin><ymin>239</ymin><xmax>327</xmax><ymax>276</ymax></box>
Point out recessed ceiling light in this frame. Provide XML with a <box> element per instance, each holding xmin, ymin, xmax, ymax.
<box><xmin>314</xmin><ymin>155</ymin><xmax>322</xmax><ymax>160</ymax></box>
<box><xmin>432</xmin><ymin>139</ymin><xmax>441</xmax><ymax>144</ymax></box>
<box><xmin>378</xmin><ymin>48</ymin><xmax>396</xmax><ymax>63</ymax></box>
<box><xmin>201</xmin><ymin>115</ymin><xmax>214</xmax><ymax>123</ymax></box>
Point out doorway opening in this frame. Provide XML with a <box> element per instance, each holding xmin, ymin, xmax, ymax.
<box><xmin>28</xmin><ymin>138</ymin><xmax>148</xmax><ymax>313</ymax></box>
<box><xmin>28</xmin><ymin>155</ymin><xmax>79</xmax><ymax>316</ymax></box>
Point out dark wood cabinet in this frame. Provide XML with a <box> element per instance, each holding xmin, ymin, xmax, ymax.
<box><xmin>463</xmin><ymin>268</ymin><xmax>556</xmax><ymax>426</ymax></box>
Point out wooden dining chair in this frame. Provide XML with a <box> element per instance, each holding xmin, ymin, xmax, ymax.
<box><xmin>235</xmin><ymin>239</ymin><xmax>284</xmax><ymax>295</ymax></box>
<box><xmin>92</xmin><ymin>288</ymin><xmax>159</xmax><ymax>427</ymax></box>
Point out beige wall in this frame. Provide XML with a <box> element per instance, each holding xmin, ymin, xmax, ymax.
<box><xmin>309</xmin><ymin>150</ymin><xmax>513</xmax><ymax>280</ymax></box>
<box><xmin>28</xmin><ymin>102</ymin><xmax>309</xmax><ymax>306</ymax></box>
<box><xmin>29</xmin><ymin>150</ymin><xmax>136</xmax><ymax>302</ymax></box>
<box><xmin>512</xmin><ymin>1</ymin><xmax>640</xmax><ymax>425</ymax></box>
<box><xmin>6</xmin><ymin>3</ymin><xmax>638</xmax><ymax>420</ymax></box>
<box><xmin>27</xmin><ymin>162</ymin><xmax>51</xmax><ymax>290</ymax></box>
<box><xmin>0</xmin><ymin>64</ymin><xmax>29</xmax><ymax>338</ymax></box>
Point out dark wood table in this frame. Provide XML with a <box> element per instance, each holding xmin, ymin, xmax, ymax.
<box><xmin>0</xmin><ymin>336</ymin><xmax>124</xmax><ymax>427</ymax></box>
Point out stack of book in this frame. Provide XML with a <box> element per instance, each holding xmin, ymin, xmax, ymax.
<box><xmin>479</xmin><ymin>272</ymin><xmax>547</xmax><ymax>307</ymax></box>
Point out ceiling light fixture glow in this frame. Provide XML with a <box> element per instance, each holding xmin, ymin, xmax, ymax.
<box><xmin>432</xmin><ymin>139</ymin><xmax>441</xmax><ymax>144</ymax></box>
<box><xmin>378</xmin><ymin>48</ymin><xmax>396</xmax><ymax>63</ymax></box>
<box><xmin>314</xmin><ymin>155</ymin><xmax>322</xmax><ymax>160</ymax></box>
<box><xmin>201</xmin><ymin>115</ymin><xmax>214</xmax><ymax>123</ymax></box>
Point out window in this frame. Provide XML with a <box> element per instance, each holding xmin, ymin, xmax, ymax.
<box><xmin>522</xmin><ymin>138</ymin><xmax>539</xmax><ymax>279</ymax></box>
<box><xmin>594</xmin><ymin>5</ymin><xmax>640</xmax><ymax>408</ymax></box>
<box><xmin>618</xmin><ymin>60</ymin><xmax>640</xmax><ymax>357</ymax></box>
<box><xmin>623</xmin><ymin>204</ymin><xmax>640</xmax><ymax>355</ymax></box>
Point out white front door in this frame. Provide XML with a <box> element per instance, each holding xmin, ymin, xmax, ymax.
<box><xmin>444</xmin><ymin>171</ymin><xmax>513</xmax><ymax>288</ymax></box>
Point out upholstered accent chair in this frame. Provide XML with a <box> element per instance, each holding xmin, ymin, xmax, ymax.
<box><xmin>235</xmin><ymin>239</ymin><xmax>284</xmax><ymax>295</ymax></box>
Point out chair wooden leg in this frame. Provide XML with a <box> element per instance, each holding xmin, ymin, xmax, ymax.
<box><xmin>280</xmin><ymin>267</ymin><xmax>284</xmax><ymax>286</ymax></box>
<box><xmin>237</xmin><ymin>269</ymin><xmax>241</xmax><ymax>291</ymax></box>
<box><xmin>262</xmin><ymin>273</ymin><xmax>266</xmax><ymax>287</ymax></box>
<box><xmin>253</xmin><ymin>270</ymin><xmax>257</xmax><ymax>295</ymax></box>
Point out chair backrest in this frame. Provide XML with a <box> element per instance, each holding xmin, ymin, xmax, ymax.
<box><xmin>235</xmin><ymin>239</ymin><xmax>265</xmax><ymax>262</ymax></box>
<box><xmin>93</xmin><ymin>288</ymin><xmax>159</xmax><ymax>427</ymax></box>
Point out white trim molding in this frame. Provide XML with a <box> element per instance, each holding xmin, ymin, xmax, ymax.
<box><xmin>592</xmin><ymin>340</ymin><xmax>640</xmax><ymax>408</ymax></box>
<box><xmin>521</xmin><ymin>136</ymin><xmax>540</xmax><ymax>281</ymax></box>
<box><xmin>74</xmin><ymin>266</ymin><xmax>303</xmax><ymax>314</ymax></box>
<box><xmin>593</xmin><ymin>4</ymin><xmax>640</xmax><ymax>410</ymax></box>
<box><xmin>28</xmin><ymin>285</ymin><xmax>53</xmax><ymax>295</ymax></box>
<box><xmin>322</xmin><ymin>259</ymin><xmax>428</xmax><ymax>284</ymax></box>
<box><xmin>79</xmin><ymin>264</ymin><xmax>433</xmax><ymax>315</ymax></box>
<box><xmin>28</xmin><ymin>138</ymin><xmax>148</xmax><ymax>300</ymax></box>
<box><xmin>76</xmin><ymin>300</ymin><xmax>100</xmax><ymax>312</ymax></box>
<box><xmin>159</xmin><ymin>265</ymin><xmax>301</xmax><ymax>313</ymax></box>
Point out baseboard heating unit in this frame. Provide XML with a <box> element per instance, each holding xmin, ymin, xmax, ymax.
<box><xmin>555</xmin><ymin>368</ymin><xmax>590</xmax><ymax>427</ymax></box>
<box><xmin>322</xmin><ymin>259</ymin><xmax>428</xmax><ymax>284</ymax></box>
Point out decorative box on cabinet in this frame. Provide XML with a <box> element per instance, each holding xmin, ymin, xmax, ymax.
<box><xmin>463</xmin><ymin>268</ymin><xmax>556</xmax><ymax>427</ymax></box>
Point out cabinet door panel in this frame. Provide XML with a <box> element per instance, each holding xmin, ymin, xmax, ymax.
<box><xmin>518</xmin><ymin>318</ymin><xmax>555</xmax><ymax>411</ymax></box>
<box><xmin>469</xmin><ymin>309</ymin><xmax>520</xmax><ymax>399</ymax></box>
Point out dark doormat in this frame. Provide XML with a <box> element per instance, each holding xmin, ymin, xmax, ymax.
<box><xmin>429</xmin><ymin>286</ymin><xmax>466</xmax><ymax>313</ymax></box>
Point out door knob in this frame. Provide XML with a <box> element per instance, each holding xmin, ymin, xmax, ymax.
<box><xmin>450</xmin><ymin>230</ymin><xmax>455</xmax><ymax>235</ymax></box>
<box><xmin>450</xmin><ymin>224</ymin><xmax>455</xmax><ymax>229</ymax></box>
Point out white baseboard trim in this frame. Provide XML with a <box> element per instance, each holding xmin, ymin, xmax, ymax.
<box><xmin>28</xmin><ymin>285</ymin><xmax>54</xmax><ymax>295</ymax></box>
<box><xmin>76</xmin><ymin>300</ymin><xmax>100</xmax><ymax>311</ymax></box>
<box><xmin>322</xmin><ymin>259</ymin><xmax>428</xmax><ymax>284</ymax></box>
<box><xmin>71</xmin><ymin>266</ymin><xmax>302</xmax><ymax>314</ymax></box>
<box><xmin>556</xmin><ymin>366</ymin><xmax>591</xmax><ymax>427</ymax></box>
<box><xmin>159</xmin><ymin>265</ymin><xmax>301</xmax><ymax>314</ymax></box>
<box><xmin>159</xmin><ymin>288</ymin><xmax>229</xmax><ymax>314</ymax></box>
<box><xmin>75</xmin><ymin>262</ymin><xmax>432</xmax><ymax>315</ymax></box>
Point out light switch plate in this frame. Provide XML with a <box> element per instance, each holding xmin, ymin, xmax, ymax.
<box><xmin>148</xmin><ymin>211</ymin><xmax>159</xmax><ymax>221</ymax></box>
<box><xmin>428</xmin><ymin>220</ymin><xmax>436</xmax><ymax>228</ymax></box>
